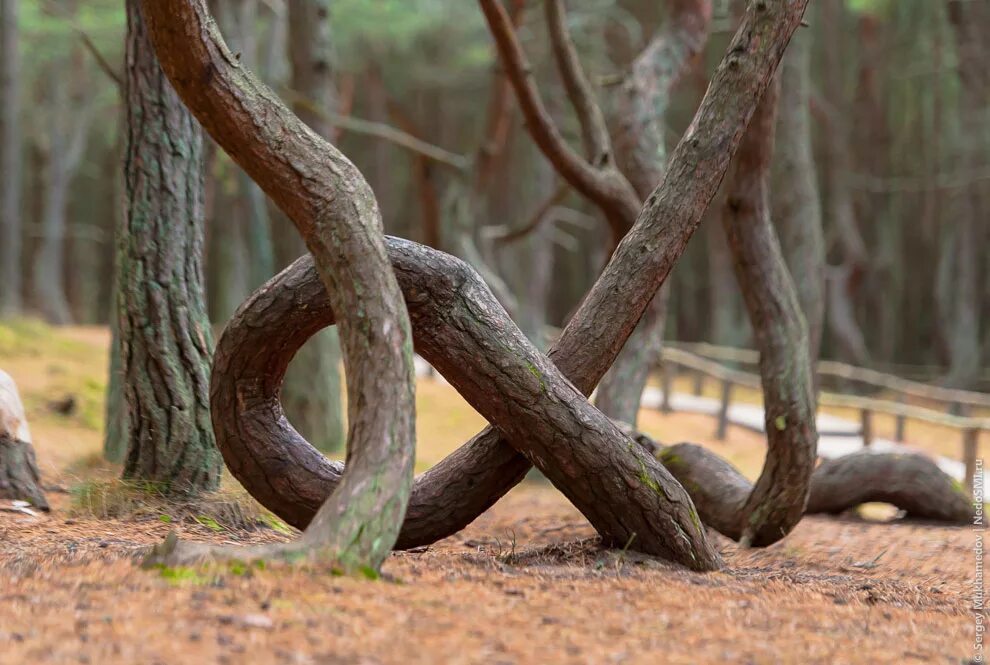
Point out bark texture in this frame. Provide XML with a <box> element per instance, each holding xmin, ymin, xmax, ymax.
<box><xmin>277</xmin><ymin>0</ymin><xmax>345</xmax><ymax>453</ymax></box>
<box><xmin>721</xmin><ymin>77</ymin><xmax>818</xmax><ymax>545</ymax></box>
<box><xmin>140</xmin><ymin>0</ymin><xmax>416</xmax><ymax>573</ymax></box>
<box><xmin>0</xmin><ymin>370</ymin><xmax>48</xmax><ymax>510</ymax></box>
<box><xmin>596</xmin><ymin>0</ymin><xmax>713</xmax><ymax>426</ymax></box>
<box><xmin>211</xmin><ymin>241</ymin><xmax>721</xmax><ymax>570</ymax></box>
<box><xmin>659</xmin><ymin>443</ymin><xmax>974</xmax><ymax>527</ymax></box>
<box><xmin>0</xmin><ymin>0</ymin><xmax>21</xmax><ymax>315</ymax></box>
<box><xmin>203</xmin><ymin>0</ymin><xmax>811</xmax><ymax>565</ymax></box>
<box><xmin>118</xmin><ymin>0</ymin><xmax>222</xmax><ymax>493</ymax></box>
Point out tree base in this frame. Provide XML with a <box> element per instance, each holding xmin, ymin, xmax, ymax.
<box><xmin>0</xmin><ymin>435</ymin><xmax>49</xmax><ymax>511</ymax></box>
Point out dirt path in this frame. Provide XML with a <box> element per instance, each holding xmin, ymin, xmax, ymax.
<box><xmin>0</xmin><ymin>487</ymin><xmax>977</xmax><ymax>664</ymax></box>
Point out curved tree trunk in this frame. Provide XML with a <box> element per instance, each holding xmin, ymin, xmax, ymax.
<box><xmin>146</xmin><ymin>0</ymin><xmax>807</xmax><ymax>571</ymax></box>
<box><xmin>0</xmin><ymin>370</ymin><xmax>48</xmax><ymax>510</ymax></box>
<box><xmin>117</xmin><ymin>0</ymin><xmax>222</xmax><ymax>493</ymax></box>
<box><xmin>0</xmin><ymin>0</ymin><xmax>22</xmax><ymax>316</ymax></box>
<box><xmin>210</xmin><ymin>241</ymin><xmax>721</xmax><ymax>570</ymax></box>
<box><xmin>597</xmin><ymin>0</ymin><xmax>714</xmax><ymax>425</ymax></box>
<box><xmin>276</xmin><ymin>0</ymin><xmax>345</xmax><ymax>453</ymax></box>
<box><xmin>721</xmin><ymin>76</ymin><xmax>818</xmax><ymax>546</ymax></box>
<box><xmin>140</xmin><ymin>0</ymin><xmax>417</xmax><ymax>574</ymax></box>
<box><xmin>772</xmin><ymin>31</ymin><xmax>825</xmax><ymax>362</ymax></box>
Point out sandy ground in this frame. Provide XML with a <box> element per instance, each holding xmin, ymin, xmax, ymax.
<box><xmin>0</xmin><ymin>323</ymin><xmax>983</xmax><ymax>664</ymax></box>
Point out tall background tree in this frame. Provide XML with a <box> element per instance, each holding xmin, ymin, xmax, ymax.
<box><xmin>0</xmin><ymin>0</ymin><xmax>21</xmax><ymax>317</ymax></box>
<box><xmin>115</xmin><ymin>0</ymin><xmax>221</xmax><ymax>492</ymax></box>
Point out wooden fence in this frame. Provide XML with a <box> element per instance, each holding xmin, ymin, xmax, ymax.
<box><xmin>658</xmin><ymin>346</ymin><xmax>990</xmax><ymax>496</ymax></box>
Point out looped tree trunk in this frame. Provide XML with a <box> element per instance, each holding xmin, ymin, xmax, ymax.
<box><xmin>212</xmin><ymin>241</ymin><xmax>720</xmax><ymax>570</ymax></box>
<box><xmin>0</xmin><ymin>370</ymin><xmax>48</xmax><ymax>511</ymax></box>
<box><xmin>142</xmin><ymin>0</ymin><xmax>810</xmax><ymax>571</ymax></box>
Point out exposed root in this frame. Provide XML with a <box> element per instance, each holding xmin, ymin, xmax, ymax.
<box><xmin>657</xmin><ymin>443</ymin><xmax>974</xmax><ymax>534</ymax></box>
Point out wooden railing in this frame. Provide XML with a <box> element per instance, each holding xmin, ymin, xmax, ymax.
<box><xmin>658</xmin><ymin>346</ymin><xmax>990</xmax><ymax>495</ymax></box>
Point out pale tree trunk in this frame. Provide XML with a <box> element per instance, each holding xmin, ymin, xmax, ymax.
<box><xmin>597</xmin><ymin>0</ymin><xmax>713</xmax><ymax>426</ymax></box>
<box><xmin>117</xmin><ymin>0</ymin><xmax>222</xmax><ymax>493</ymax></box>
<box><xmin>141</xmin><ymin>0</ymin><xmax>418</xmax><ymax>574</ymax></box>
<box><xmin>0</xmin><ymin>370</ymin><xmax>48</xmax><ymax>510</ymax></box>
<box><xmin>772</xmin><ymin>30</ymin><xmax>825</xmax><ymax>361</ymax></box>
<box><xmin>277</xmin><ymin>0</ymin><xmax>345</xmax><ymax>453</ymax></box>
<box><xmin>941</xmin><ymin>0</ymin><xmax>988</xmax><ymax>388</ymax></box>
<box><xmin>0</xmin><ymin>0</ymin><xmax>22</xmax><ymax>316</ymax></box>
<box><xmin>821</xmin><ymin>0</ymin><xmax>870</xmax><ymax>366</ymax></box>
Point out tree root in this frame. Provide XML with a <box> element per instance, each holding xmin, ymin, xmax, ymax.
<box><xmin>658</xmin><ymin>443</ymin><xmax>974</xmax><ymax>530</ymax></box>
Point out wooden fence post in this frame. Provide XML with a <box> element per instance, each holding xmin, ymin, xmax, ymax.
<box><xmin>964</xmin><ymin>428</ymin><xmax>979</xmax><ymax>498</ymax></box>
<box><xmin>894</xmin><ymin>396</ymin><xmax>906</xmax><ymax>442</ymax></box>
<box><xmin>692</xmin><ymin>370</ymin><xmax>705</xmax><ymax>396</ymax></box>
<box><xmin>860</xmin><ymin>409</ymin><xmax>873</xmax><ymax>447</ymax></box>
<box><xmin>661</xmin><ymin>362</ymin><xmax>673</xmax><ymax>414</ymax></box>
<box><xmin>716</xmin><ymin>379</ymin><xmax>732</xmax><ymax>441</ymax></box>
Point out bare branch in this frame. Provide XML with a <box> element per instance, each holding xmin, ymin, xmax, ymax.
<box><xmin>544</xmin><ymin>0</ymin><xmax>612</xmax><ymax>165</ymax></box>
<box><xmin>281</xmin><ymin>88</ymin><xmax>470</xmax><ymax>172</ymax></box>
<box><xmin>485</xmin><ymin>181</ymin><xmax>570</xmax><ymax>244</ymax></box>
<box><xmin>478</xmin><ymin>0</ymin><xmax>640</xmax><ymax>237</ymax></box>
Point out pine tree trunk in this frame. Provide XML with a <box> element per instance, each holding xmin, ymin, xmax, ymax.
<box><xmin>116</xmin><ymin>0</ymin><xmax>221</xmax><ymax>493</ymax></box>
<box><xmin>0</xmin><ymin>0</ymin><xmax>22</xmax><ymax>316</ymax></box>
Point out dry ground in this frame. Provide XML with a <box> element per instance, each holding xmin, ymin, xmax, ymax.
<box><xmin>0</xmin><ymin>321</ymin><xmax>982</xmax><ymax>664</ymax></box>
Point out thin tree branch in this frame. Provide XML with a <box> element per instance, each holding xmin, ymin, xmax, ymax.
<box><xmin>281</xmin><ymin>88</ymin><xmax>470</xmax><ymax>172</ymax></box>
<box><xmin>544</xmin><ymin>0</ymin><xmax>612</xmax><ymax>165</ymax></box>
<box><xmin>478</xmin><ymin>0</ymin><xmax>640</xmax><ymax>240</ymax></box>
<box><xmin>485</xmin><ymin>181</ymin><xmax>570</xmax><ymax>244</ymax></box>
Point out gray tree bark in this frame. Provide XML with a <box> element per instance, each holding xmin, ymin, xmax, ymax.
<box><xmin>117</xmin><ymin>0</ymin><xmax>222</xmax><ymax>493</ymax></box>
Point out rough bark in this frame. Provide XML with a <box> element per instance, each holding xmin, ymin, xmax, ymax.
<box><xmin>772</xmin><ymin>31</ymin><xmax>825</xmax><ymax>362</ymax></box>
<box><xmin>721</xmin><ymin>77</ymin><xmax>818</xmax><ymax>545</ymax></box>
<box><xmin>278</xmin><ymin>0</ymin><xmax>345</xmax><ymax>453</ymax></box>
<box><xmin>0</xmin><ymin>0</ymin><xmax>21</xmax><ymax>316</ymax></box>
<box><xmin>596</xmin><ymin>0</ymin><xmax>713</xmax><ymax>425</ymax></box>
<box><xmin>0</xmin><ymin>370</ymin><xmax>48</xmax><ymax>510</ymax></box>
<box><xmin>140</xmin><ymin>0</ymin><xmax>417</xmax><ymax>573</ymax></box>
<box><xmin>211</xmin><ymin>241</ymin><xmax>721</xmax><ymax>570</ymax></box>
<box><xmin>117</xmin><ymin>0</ymin><xmax>222</xmax><ymax>493</ymax></box>
<box><xmin>659</xmin><ymin>443</ymin><xmax>974</xmax><ymax>527</ymax></box>
<box><xmin>206</xmin><ymin>0</ymin><xmax>811</xmax><ymax>560</ymax></box>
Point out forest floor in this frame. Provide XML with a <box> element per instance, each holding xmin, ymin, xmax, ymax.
<box><xmin>0</xmin><ymin>321</ymin><xmax>981</xmax><ymax>664</ymax></box>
